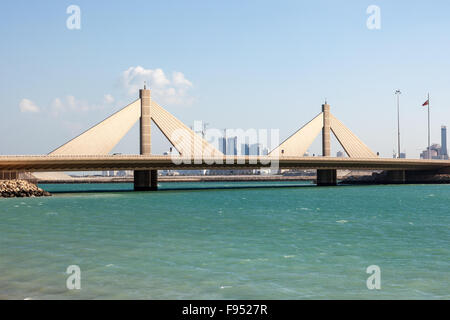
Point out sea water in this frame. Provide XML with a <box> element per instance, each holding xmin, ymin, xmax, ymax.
<box><xmin>0</xmin><ymin>182</ymin><xmax>449</xmax><ymax>299</ymax></box>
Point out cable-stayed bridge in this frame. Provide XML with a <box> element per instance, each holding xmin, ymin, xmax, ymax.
<box><xmin>1</xmin><ymin>87</ymin><xmax>449</xmax><ymax>189</ymax></box>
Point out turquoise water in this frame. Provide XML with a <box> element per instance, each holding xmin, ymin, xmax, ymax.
<box><xmin>0</xmin><ymin>181</ymin><xmax>449</xmax><ymax>299</ymax></box>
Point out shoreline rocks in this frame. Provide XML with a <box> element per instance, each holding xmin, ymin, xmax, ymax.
<box><xmin>0</xmin><ymin>180</ymin><xmax>51</xmax><ymax>198</ymax></box>
<box><xmin>340</xmin><ymin>171</ymin><xmax>450</xmax><ymax>185</ymax></box>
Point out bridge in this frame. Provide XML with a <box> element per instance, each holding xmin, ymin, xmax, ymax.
<box><xmin>1</xmin><ymin>86</ymin><xmax>450</xmax><ymax>189</ymax></box>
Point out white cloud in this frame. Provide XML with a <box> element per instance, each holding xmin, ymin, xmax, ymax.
<box><xmin>19</xmin><ymin>98</ymin><xmax>40</xmax><ymax>113</ymax></box>
<box><xmin>66</xmin><ymin>95</ymin><xmax>77</xmax><ymax>109</ymax></box>
<box><xmin>50</xmin><ymin>95</ymin><xmax>93</xmax><ymax>116</ymax></box>
<box><xmin>172</xmin><ymin>71</ymin><xmax>193</xmax><ymax>87</ymax></box>
<box><xmin>103</xmin><ymin>94</ymin><xmax>114</xmax><ymax>104</ymax></box>
<box><xmin>121</xmin><ymin>66</ymin><xmax>194</xmax><ymax>105</ymax></box>
<box><xmin>51</xmin><ymin>98</ymin><xmax>64</xmax><ymax>115</ymax></box>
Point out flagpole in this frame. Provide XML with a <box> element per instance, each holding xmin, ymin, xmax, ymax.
<box><xmin>428</xmin><ymin>93</ymin><xmax>430</xmax><ymax>159</ymax></box>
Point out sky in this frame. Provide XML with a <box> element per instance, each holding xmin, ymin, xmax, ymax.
<box><xmin>1</xmin><ymin>0</ymin><xmax>449</xmax><ymax>158</ymax></box>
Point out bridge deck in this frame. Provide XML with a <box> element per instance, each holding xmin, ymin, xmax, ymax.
<box><xmin>0</xmin><ymin>155</ymin><xmax>449</xmax><ymax>172</ymax></box>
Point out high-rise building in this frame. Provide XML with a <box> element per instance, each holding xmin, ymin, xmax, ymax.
<box><xmin>226</xmin><ymin>137</ymin><xmax>237</xmax><ymax>155</ymax></box>
<box><xmin>219</xmin><ymin>137</ymin><xmax>227</xmax><ymax>154</ymax></box>
<box><xmin>441</xmin><ymin>126</ymin><xmax>448</xmax><ymax>158</ymax></box>
<box><xmin>419</xmin><ymin>125</ymin><xmax>448</xmax><ymax>159</ymax></box>
<box><xmin>420</xmin><ymin>144</ymin><xmax>440</xmax><ymax>159</ymax></box>
<box><xmin>249</xmin><ymin>143</ymin><xmax>261</xmax><ymax>156</ymax></box>
<box><xmin>241</xmin><ymin>143</ymin><xmax>250</xmax><ymax>156</ymax></box>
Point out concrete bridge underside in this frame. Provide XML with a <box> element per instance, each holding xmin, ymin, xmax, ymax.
<box><xmin>1</xmin><ymin>155</ymin><xmax>449</xmax><ymax>171</ymax></box>
<box><xmin>1</xmin><ymin>155</ymin><xmax>449</xmax><ymax>185</ymax></box>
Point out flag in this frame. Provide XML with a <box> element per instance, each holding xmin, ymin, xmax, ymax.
<box><xmin>422</xmin><ymin>99</ymin><xmax>429</xmax><ymax>106</ymax></box>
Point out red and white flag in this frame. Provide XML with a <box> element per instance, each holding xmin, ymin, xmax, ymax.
<box><xmin>422</xmin><ymin>99</ymin><xmax>429</xmax><ymax>106</ymax></box>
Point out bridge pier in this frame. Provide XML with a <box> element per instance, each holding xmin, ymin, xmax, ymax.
<box><xmin>386</xmin><ymin>170</ymin><xmax>406</xmax><ymax>184</ymax></box>
<box><xmin>316</xmin><ymin>169</ymin><xmax>337</xmax><ymax>186</ymax></box>
<box><xmin>134</xmin><ymin>170</ymin><xmax>158</xmax><ymax>191</ymax></box>
<box><xmin>134</xmin><ymin>86</ymin><xmax>158</xmax><ymax>191</ymax></box>
<box><xmin>0</xmin><ymin>171</ymin><xmax>18</xmax><ymax>180</ymax></box>
<box><xmin>316</xmin><ymin>102</ymin><xmax>337</xmax><ymax>186</ymax></box>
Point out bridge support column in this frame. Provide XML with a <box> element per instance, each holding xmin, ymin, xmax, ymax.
<box><xmin>0</xmin><ymin>171</ymin><xmax>17</xmax><ymax>180</ymax></box>
<box><xmin>322</xmin><ymin>102</ymin><xmax>331</xmax><ymax>157</ymax></box>
<box><xmin>134</xmin><ymin>170</ymin><xmax>158</xmax><ymax>191</ymax></box>
<box><xmin>316</xmin><ymin>102</ymin><xmax>336</xmax><ymax>186</ymax></box>
<box><xmin>134</xmin><ymin>86</ymin><xmax>158</xmax><ymax>191</ymax></box>
<box><xmin>386</xmin><ymin>170</ymin><xmax>406</xmax><ymax>184</ymax></box>
<box><xmin>140</xmin><ymin>87</ymin><xmax>151</xmax><ymax>155</ymax></box>
<box><xmin>316</xmin><ymin>169</ymin><xmax>337</xmax><ymax>186</ymax></box>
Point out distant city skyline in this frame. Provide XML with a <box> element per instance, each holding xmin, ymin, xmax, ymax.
<box><xmin>1</xmin><ymin>1</ymin><xmax>450</xmax><ymax>158</ymax></box>
<box><xmin>419</xmin><ymin>125</ymin><xmax>448</xmax><ymax>160</ymax></box>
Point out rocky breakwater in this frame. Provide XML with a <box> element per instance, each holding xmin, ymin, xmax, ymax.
<box><xmin>340</xmin><ymin>171</ymin><xmax>450</xmax><ymax>185</ymax></box>
<box><xmin>0</xmin><ymin>180</ymin><xmax>51</xmax><ymax>198</ymax></box>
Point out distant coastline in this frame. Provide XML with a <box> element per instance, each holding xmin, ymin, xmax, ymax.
<box><xmin>341</xmin><ymin>172</ymin><xmax>450</xmax><ymax>184</ymax></box>
<box><xmin>36</xmin><ymin>175</ymin><xmax>316</xmax><ymax>184</ymax></box>
<box><xmin>4</xmin><ymin>171</ymin><xmax>449</xmax><ymax>199</ymax></box>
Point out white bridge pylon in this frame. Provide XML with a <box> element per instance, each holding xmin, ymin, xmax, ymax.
<box><xmin>270</xmin><ymin>109</ymin><xmax>377</xmax><ymax>158</ymax></box>
<box><xmin>50</xmin><ymin>94</ymin><xmax>375</xmax><ymax>159</ymax></box>
<box><xmin>49</xmin><ymin>99</ymin><xmax>223</xmax><ymax>157</ymax></box>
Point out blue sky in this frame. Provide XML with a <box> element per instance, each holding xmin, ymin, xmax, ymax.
<box><xmin>1</xmin><ymin>0</ymin><xmax>449</xmax><ymax>157</ymax></box>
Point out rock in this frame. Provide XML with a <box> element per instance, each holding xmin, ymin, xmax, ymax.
<box><xmin>0</xmin><ymin>180</ymin><xmax>52</xmax><ymax>198</ymax></box>
<box><xmin>340</xmin><ymin>171</ymin><xmax>450</xmax><ymax>185</ymax></box>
